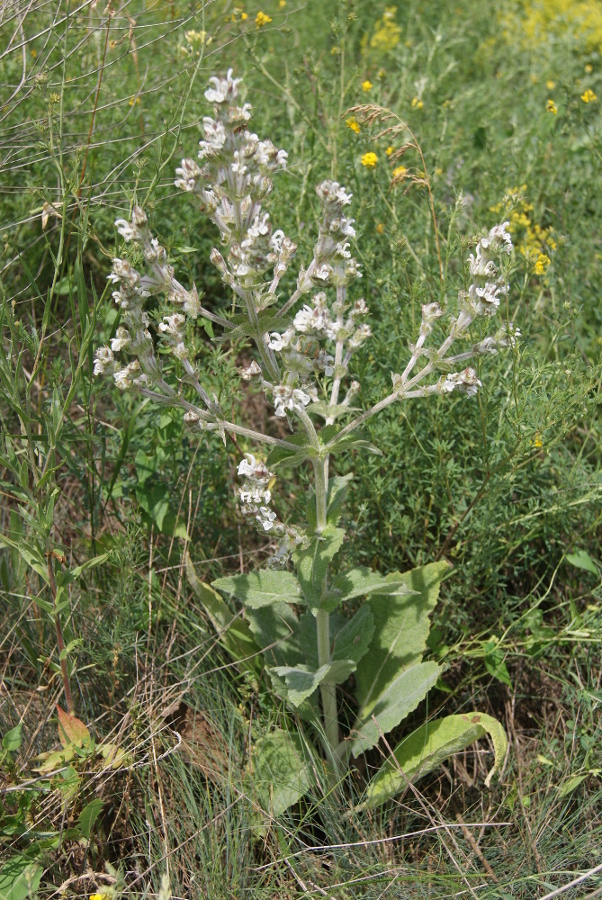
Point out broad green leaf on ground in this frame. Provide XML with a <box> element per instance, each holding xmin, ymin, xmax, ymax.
<box><xmin>332</xmin><ymin>605</ymin><xmax>374</xmax><ymax>665</ymax></box>
<box><xmin>213</xmin><ymin>569</ymin><xmax>303</xmax><ymax>609</ymax></box>
<box><xmin>251</xmin><ymin>728</ymin><xmax>314</xmax><ymax>823</ymax></box>
<box><xmin>356</xmin><ymin>561</ymin><xmax>450</xmax><ymax>714</ymax></box>
<box><xmin>186</xmin><ymin>553</ymin><xmax>261</xmax><ymax>676</ymax></box>
<box><xmin>293</xmin><ymin>525</ymin><xmax>345</xmax><ymax>612</ymax></box>
<box><xmin>0</xmin><ymin>857</ymin><xmax>43</xmax><ymax>900</ymax></box>
<box><xmin>566</xmin><ymin>549</ymin><xmax>599</xmax><ymax>576</ymax></box>
<box><xmin>362</xmin><ymin>712</ymin><xmax>508</xmax><ymax>807</ymax></box>
<box><xmin>327</xmin><ymin>566</ymin><xmax>414</xmax><ymax>610</ymax></box>
<box><xmin>2</xmin><ymin>724</ymin><xmax>22</xmax><ymax>752</ymax></box>
<box><xmin>271</xmin><ymin>664</ymin><xmax>334</xmax><ymax>705</ymax></box>
<box><xmin>351</xmin><ymin>661</ymin><xmax>441</xmax><ymax>756</ymax></box>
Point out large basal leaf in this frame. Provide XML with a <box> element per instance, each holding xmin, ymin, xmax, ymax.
<box><xmin>362</xmin><ymin>712</ymin><xmax>508</xmax><ymax>807</ymax></box>
<box><xmin>293</xmin><ymin>525</ymin><xmax>345</xmax><ymax>613</ymax></box>
<box><xmin>356</xmin><ymin>561</ymin><xmax>450</xmax><ymax>715</ymax></box>
<box><xmin>213</xmin><ymin>568</ymin><xmax>303</xmax><ymax>609</ymax></box>
<box><xmin>251</xmin><ymin>728</ymin><xmax>315</xmax><ymax>824</ymax></box>
<box><xmin>351</xmin><ymin>661</ymin><xmax>441</xmax><ymax>756</ymax></box>
<box><xmin>332</xmin><ymin>605</ymin><xmax>374</xmax><ymax>665</ymax></box>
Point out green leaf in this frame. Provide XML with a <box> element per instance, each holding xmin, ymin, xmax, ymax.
<box><xmin>327</xmin><ymin>566</ymin><xmax>414</xmax><ymax>611</ymax></box>
<box><xmin>356</xmin><ymin>561</ymin><xmax>450</xmax><ymax>714</ymax></box>
<box><xmin>307</xmin><ymin>400</ymin><xmax>359</xmax><ymax>421</ymax></box>
<box><xmin>77</xmin><ymin>798</ymin><xmax>103</xmax><ymax>840</ymax></box>
<box><xmin>363</xmin><ymin>712</ymin><xmax>508</xmax><ymax>807</ymax></box>
<box><xmin>213</xmin><ymin>569</ymin><xmax>303</xmax><ymax>609</ymax></box>
<box><xmin>136</xmin><ymin>482</ymin><xmax>170</xmax><ymax>532</ymax></box>
<box><xmin>57</xmin><ymin>707</ymin><xmax>91</xmax><ymax>749</ymax></box>
<box><xmin>68</xmin><ymin>553</ymin><xmax>109</xmax><ymax>581</ymax></box>
<box><xmin>566</xmin><ymin>550</ymin><xmax>599</xmax><ymax>576</ymax></box>
<box><xmin>351</xmin><ymin>661</ymin><xmax>441</xmax><ymax>756</ymax></box>
<box><xmin>332</xmin><ymin>605</ymin><xmax>374</xmax><ymax>665</ymax></box>
<box><xmin>271</xmin><ymin>664</ymin><xmax>332</xmax><ymax>705</ymax></box>
<box><xmin>266</xmin><ymin>433</ymin><xmax>314</xmax><ymax>469</ymax></box>
<box><xmin>186</xmin><ymin>554</ymin><xmax>261</xmax><ymax>677</ymax></box>
<box><xmin>326</xmin><ymin>474</ymin><xmax>353</xmax><ymax>526</ymax></box>
<box><xmin>2</xmin><ymin>724</ymin><xmax>22</xmax><ymax>753</ymax></box>
<box><xmin>293</xmin><ymin>525</ymin><xmax>345</xmax><ymax>613</ymax></box>
<box><xmin>0</xmin><ymin>534</ymin><xmax>49</xmax><ymax>584</ymax></box>
<box><xmin>246</xmin><ymin>602</ymin><xmax>301</xmax><ymax>667</ymax></box>
<box><xmin>557</xmin><ymin>774</ymin><xmax>588</xmax><ymax>797</ymax></box>
<box><xmin>484</xmin><ymin>641</ymin><xmax>512</xmax><ymax>687</ymax></box>
<box><xmin>0</xmin><ymin>858</ymin><xmax>43</xmax><ymax>900</ymax></box>
<box><xmin>251</xmin><ymin>728</ymin><xmax>314</xmax><ymax>822</ymax></box>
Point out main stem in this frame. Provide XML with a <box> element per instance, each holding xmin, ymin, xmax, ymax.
<box><xmin>313</xmin><ymin>456</ymin><xmax>339</xmax><ymax>757</ymax></box>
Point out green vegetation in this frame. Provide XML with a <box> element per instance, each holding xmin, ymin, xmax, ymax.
<box><xmin>1</xmin><ymin>0</ymin><xmax>600</xmax><ymax>897</ymax></box>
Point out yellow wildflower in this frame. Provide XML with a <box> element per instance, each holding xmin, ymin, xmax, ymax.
<box><xmin>392</xmin><ymin>165</ymin><xmax>407</xmax><ymax>177</ymax></box>
<box><xmin>89</xmin><ymin>894</ymin><xmax>107</xmax><ymax>900</ymax></box>
<box><xmin>241</xmin><ymin>11</ymin><xmax>248</xmax><ymax>20</ymax></box>
<box><xmin>185</xmin><ymin>30</ymin><xmax>206</xmax><ymax>43</ymax></box>
<box><xmin>346</xmin><ymin>117</ymin><xmax>361</xmax><ymax>134</ymax></box>
<box><xmin>411</xmin><ymin>97</ymin><xmax>424</xmax><ymax>109</ymax></box>
<box><xmin>585</xmin><ymin>63</ymin><xmax>593</xmax><ymax>73</ymax></box>
<box><xmin>128</xmin><ymin>97</ymin><xmax>140</xmax><ymax>106</ymax></box>
<box><xmin>369</xmin><ymin>8</ymin><xmax>401</xmax><ymax>52</ymax></box>
<box><xmin>534</xmin><ymin>253</ymin><xmax>551</xmax><ymax>275</ymax></box>
<box><xmin>546</xmin><ymin>79</ymin><xmax>556</xmax><ymax>89</ymax></box>
<box><xmin>279</xmin><ymin>0</ymin><xmax>286</xmax><ymax>6</ymax></box>
<box><xmin>581</xmin><ymin>88</ymin><xmax>597</xmax><ymax>102</ymax></box>
<box><xmin>533</xmin><ymin>432</ymin><xmax>543</xmax><ymax>449</ymax></box>
<box><xmin>362</xmin><ymin>79</ymin><xmax>373</xmax><ymax>91</ymax></box>
<box><xmin>385</xmin><ymin>146</ymin><xmax>393</xmax><ymax>155</ymax></box>
<box><xmin>255</xmin><ymin>11</ymin><xmax>272</xmax><ymax>26</ymax></box>
<box><xmin>546</xmin><ymin>99</ymin><xmax>558</xmax><ymax>114</ymax></box>
<box><xmin>376</xmin><ymin>223</ymin><xmax>385</xmax><ymax>234</ymax></box>
<box><xmin>361</xmin><ymin>152</ymin><xmax>378</xmax><ymax>168</ymax></box>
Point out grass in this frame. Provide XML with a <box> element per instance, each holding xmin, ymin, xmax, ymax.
<box><xmin>1</xmin><ymin>0</ymin><xmax>601</xmax><ymax>896</ymax></box>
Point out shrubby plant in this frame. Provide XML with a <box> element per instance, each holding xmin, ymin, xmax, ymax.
<box><xmin>96</xmin><ymin>70</ymin><xmax>515</xmax><ymax>813</ymax></box>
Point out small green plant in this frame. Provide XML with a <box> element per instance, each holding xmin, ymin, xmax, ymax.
<box><xmin>95</xmin><ymin>70</ymin><xmax>514</xmax><ymax>815</ymax></box>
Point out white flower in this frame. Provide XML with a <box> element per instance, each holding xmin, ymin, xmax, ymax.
<box><xmin>440</xmin><ymin>367</ymin><xmax>482</xmax><ymax>397</ymax></box>
<box><xmin>422</xmin><ymin>302</ymin><xmax>444</xmax><ymax>323</ymax></box>
<box><xmin>110</xmin><ymin>327</ymin><xmax>131</xmax><ymax>352</ymax></box>
<box><xmin>237</xmin><ymin>454</ymin><xmax>271</xmax><ymax>483</ymax></box>
<box><xmin>93</xmin><ymin>346</ymin><xmax>114</xmax><ymax>375</ymax></box>
<box><xmin>115</xmin><ymin>219</ymin><xmax>138</xmax><ymax>241</ymax></box>
<box><xmin>256</xmin><ymin>507</ymin><xmax>277</xmax><ymax>531</ymax></box>
<box><xmin>158</xmin><ymin>313</ymin><xmax>186</xmax><ymax>335</ymax></box>
<box><xmin>114</xmin><ymin>360</ymin><xmax>140</xmax><ymax>390</ymax></box>
<box><xmin>204</xmin><ymin>68</ymin><xmax>241</xmax><ymax>103</ymax></box>
<box><xmin>174</xmin><ymin>158</ymin><xmax>201</xmax><ymax>192</ymax></box>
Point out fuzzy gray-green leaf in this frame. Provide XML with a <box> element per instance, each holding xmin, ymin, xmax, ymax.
<box><xmin>362</xmin><ymin>712</ymin><xmax>508</xmax><ymax>806</ymax></box>
<box><xmin>213</xmin><ymin>569</ymin><xmax>303</xmax><ymax>609</ymax></box>
<box><xmin>356</xmin><ymin>561</ymin><xmax>450</xmax><ymax>714</ymax></box>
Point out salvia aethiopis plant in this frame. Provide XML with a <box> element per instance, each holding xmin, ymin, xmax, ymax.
<box><xmin>97</xmin><ymin>69</ymin><xmax>516</xmax><ymax>812</ymax></box>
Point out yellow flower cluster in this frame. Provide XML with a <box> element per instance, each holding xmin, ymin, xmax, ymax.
<box><xmin>362</xmin><ymin>79</ymin><xmax>373</xmax><ymax>91</ymax></box>
<box><xmin>411</xmin><ymin>97</ymin><xmax>424</xmax><ymax>109</ymax></box>
<box><xmin>490</xmin><ymin>185</ymin><xmax>556</xmax><ymax>270</ymax></box>
<box><xmin>581</xmin><ymin>88</ymin><xmax>597</xmax><ymax>102</ymax></box>
<box><xmin>392</xmin><ymin>165</ymin><xmax>407</xmax><ymax>178</ymax></box>
<box><xmin>346</xmin><ymin>117</ymin><xmax>361</xmax><ymax>134</ymax></box>
<box><xmin>255</xmin><ymin>11</ymin><xmax>272</xmax><ymax>26</ymax></box>
<box><xmin>367</xmin><ymin>7</ymin><xmax>402</xmax><ymax>53</ymax></box>
<box><xmin>501</xmin><ymin>0</ymin><xmax>602</xmax><ymax>52</ymax></box>
<box><xmin>546</xmin><ymin>98</ymin><xmax>558</xmax><ymax>114</ymax></box>
<box><xmin>361</xmin><ymin>152</ymin><xmax>378</xmax><ymax>168</ymax></box>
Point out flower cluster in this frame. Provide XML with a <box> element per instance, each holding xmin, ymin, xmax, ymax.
<box><xmin>237</xmin><ymin>454</ymin><xmax>305</xmax><ymax>567</ymax></box>
<box><xmin>174</xmin><ymin>69</ymin><xmax>293</xmax><ymax>306</ymax></box>
<box><xmin>390</xmin><ymin>223</ymin><xmax>518</xmax><ymax>401</ymax></box>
